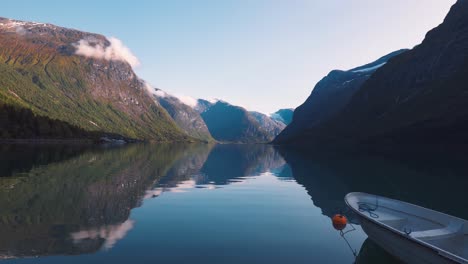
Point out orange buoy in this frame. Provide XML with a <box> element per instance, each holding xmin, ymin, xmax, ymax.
<box><xmin>332</xmin><ymin>214</ymin><xmax>348</xmax><ymax>230</ymax></box>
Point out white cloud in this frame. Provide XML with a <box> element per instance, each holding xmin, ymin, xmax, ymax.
<box><xmin>142</xmin><ymin>81</ymin><xmax>169</xmax><ymax>99</ymax></box>
<box><xmin>73</xmin><ymin>37</ymin><xmax>140</xmax><ymax>68</ymax></box>
<box><xmin>143</xmin><ymin>81</ymin><xmax>157</xmax><ymax>95</ymax></box>
<box><xmin>144</xmin><ymin>83</ymin><xmax>198</xmax><ymax>108</ymax></box>
<box><xmin>173</xmin><ymin>94</ymin><xmax>198</xmax><ymax>108</ymax></box>
<box><xmin>154</xmin><ymin>90</ymin><xmax>168</xmax><ymax>98</ymax></box>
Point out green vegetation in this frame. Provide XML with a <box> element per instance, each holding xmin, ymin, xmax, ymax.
<box><xmin>0</xmin><ymin>27</ymin><xmax>189</xmax><ymax>141</ymax></box>
<box><xmin>0</xmin><ymin>61</ymin><xmax>185</xmax><ymax>141</ymax></box>
<box><xmin>0</xmin><ymin>101</ymin><xmax>106</xmax><ymax>140</ymax></box>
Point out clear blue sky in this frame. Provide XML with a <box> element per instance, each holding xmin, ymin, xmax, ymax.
<box><xmin>2</xmin><ymin>1</ymin><xmax>456</xmax><ymax>113</ymax></box>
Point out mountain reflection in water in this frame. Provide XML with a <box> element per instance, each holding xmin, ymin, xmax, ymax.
<box><xmin>0</xmin><ymin>143</ymin><xmax>466</xmax><ymax>263</ymax></box>
<box><xmin>0</xmin><ymin>144</ymin><xmax>191</xmax><ymax>258</ymax></box>
<box><xmin>0</xmin><ymin>144</ymin><xmax>288</xmax><ymax>260</ymax></box>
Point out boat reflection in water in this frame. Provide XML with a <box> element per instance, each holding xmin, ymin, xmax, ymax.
<box><xmin>355</xmin><ymin>239</ymin><xmax>402</xmax><ymax>264</ymax></box>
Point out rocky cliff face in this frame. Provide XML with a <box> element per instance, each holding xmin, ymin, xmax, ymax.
<box><xmin>0</xmin><ymin>17</ymin><xmax>186</xmax><ymax>141</ymax></box>
<box><xmin>250</xmin><ymin>111</ymin><xmax>285</xmax><ymax>138</ymax></box>
<box><xmin>274</xmin><ymin>49</ymin><xmax>407</xmax><ymax>144</ymax></box>
<box><xmin>151</xmin><ymin>89</ymin><xmax>213</xmax><ymax>141</ymax></box>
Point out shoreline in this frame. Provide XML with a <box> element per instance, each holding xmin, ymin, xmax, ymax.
<box><xmin>0</xmin><ymin>138</ymin><xmax>97</xmax><ymax>145</ymax></box>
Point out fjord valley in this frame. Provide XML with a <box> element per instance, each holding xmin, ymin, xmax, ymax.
<box><xmin>1</xmin><ymin>1</ymin><xmax>468</xmax><ymax>264</ymax></box>
<box><xmin>0</xmin><ymin>18</ymin><xmax>187</xmax><ymax>142</ymax></box>
<box><xmin>0</xmin><ymin>18</ymin><xmax>285</xmax><ymax>143</ymax></box>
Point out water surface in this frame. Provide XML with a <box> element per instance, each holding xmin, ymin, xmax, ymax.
<box><xmin>1</xmin><ymin>143</ymin><xmax>467</xmax><ymax>263</ymax></box>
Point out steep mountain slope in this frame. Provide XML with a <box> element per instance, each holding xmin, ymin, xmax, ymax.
<box><xmin>196</xmin><ymin>99</ymin><xmax>284</xmax><ymax>143</ymax></box>
<box><xmin>276</xmin><ymin>0</ymin><xmax>468</xmax><ymax>147</ymax></box>
<box><xmin>150</xmin><ymin>89</ymin><xmax>213</xmax><ymax>141</ymax></box>
<box><xmin>338</xmin><ymin>0</ymin><xmax>468</xmax><ymax>145</ymax></box>
<box><xmin>0</xmin><ymin>18</ymin><xmax>187</xmax><ymax>141</ymax></box>
<box><xmin>270</xmin><ymin>108</ymin><xmax>294</xmax><ymax>126</ymax></box>
<box><xmin>250</xmin><ymin>111</ymin><xmax>285</xmax><ymax>137</ymax></box>
<box><xmin>274</xmin><ymin>49</ymin><xmax>407</xmax><ymax>143</ymax></box>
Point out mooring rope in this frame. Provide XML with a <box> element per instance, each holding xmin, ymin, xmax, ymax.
<box><xmin>357</xmin><ymin>196</ymin><xmax>379</xmax><ymax>218</ymax></box>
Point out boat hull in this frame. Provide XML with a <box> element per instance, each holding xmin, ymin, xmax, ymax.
<box><xmin>358</xmin><ymin>214</ymin><xmax>457</xmax><ymax>264</ymax></box>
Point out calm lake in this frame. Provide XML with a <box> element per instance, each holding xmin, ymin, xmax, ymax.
<box><xmin>1</xmin><ymin>143</ymin><xmax>467</xmax><ymax>263</ymax></box>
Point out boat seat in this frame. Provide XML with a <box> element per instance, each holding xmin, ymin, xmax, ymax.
<box><xmin>411</xmin><ymin>223</ymin><xmax>463</xmax><ymax>240</ymax></box>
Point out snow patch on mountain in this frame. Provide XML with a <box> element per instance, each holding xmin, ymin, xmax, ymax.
<box><xmin>270</xmin><ymin>113</ymin><xmax>285</xmax><ymax>123</ymax></box>
<box><xmin>0</xmin><ymin>18</ymin><xmax>57</xmax><ymax>33</ymax></box>
<box><xmin>352</xmin><ymin>62</ymin><xmax>386</xmax><ymax>73</ymax></box>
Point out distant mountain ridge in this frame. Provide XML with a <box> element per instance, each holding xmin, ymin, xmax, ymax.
<box><xmin>196</xmin><ymin>99</ymin><xmax>285</xmax><ymax>143</ymax></box>
<box><xmin>0</xmin><ymin>17</ymin><xmax>187</xmax><ymax>141</ymax></box>
<box><xmin>148</xmin><ymin>86</ymin><xmax>288</xmax><ymax>143</ymax></box>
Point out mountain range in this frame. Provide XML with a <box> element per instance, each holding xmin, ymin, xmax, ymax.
<box><xmin>151</xmin><ymin>92</ymin><xmax>286</xmax><ymax>143</ymax></box>
<box><xmin>2</xmin><ymin>0</ymin><xmax>467</xmax><ymax>148</ymax></box>
<box><xmin>195</xmin><ymin>99</ymin><xmax>285</xmax><ymax>143</ymax></box>
<box><xmin>275</xmin><ymin>0</ymin><xmax>468</xmax><ymax>149</ymax></box>
<box><xmin>0</xmin><ymin>17</ymin><xmax>287</xmax><ymax>143</ymax></box>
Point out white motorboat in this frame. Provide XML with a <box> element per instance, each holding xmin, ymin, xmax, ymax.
<box><xmin>345</xmin><ymin>192</ymin><xmax>468</xmax><ymax>264</ymax></box>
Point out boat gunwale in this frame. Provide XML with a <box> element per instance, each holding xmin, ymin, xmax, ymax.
<box><xmin>345</xmin><ymin>192</ymin><xmax>467</xmax><ymax>264</ymax></box>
